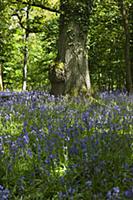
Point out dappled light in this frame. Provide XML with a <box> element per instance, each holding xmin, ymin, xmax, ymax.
<box><xmin>0</xmin><ymin>0</ymin><xmax>133</xmax><ymax>199</ymax></box>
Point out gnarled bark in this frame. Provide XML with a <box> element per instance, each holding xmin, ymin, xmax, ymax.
<box><xmin>49</xmin><ymin>0</ymin><xmax>92</xmax><ymax>96</ymax></box>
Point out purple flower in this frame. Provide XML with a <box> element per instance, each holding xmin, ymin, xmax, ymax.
<box><xmin>68</xmin><ymin>187</ymin><xmax>75</xmax><ymax>195</ymax></box>
<box><xmin>106</xmin><ymin>187</ymin><xmax>120</xmax><ymax>200</ymax></box>
<box><xmin>0</xmin><ymin>185</ymin><xmax>10</xmax><ymax>200</ymax></box>
<box><xmin>69</xmin><ymin>144</ymin><xmax>78</xmax><ymax>155</ymax></box>
<box><xmin>124</xmin><ymin>189</ymin><xmax>133</xmax><ymax>198</ymax></box>
<box><xmin>113</xmin><ymin>187</ymin><xmax>120</xmax><ymax>193</ymax></box>
<box><xmin>114</xmin><ymin>105</ymin><xmax>120</xmax><ymax>112</ymax></box>
<box><xmin>85</xmin><ymin>180</ymin><xmax>92</xmax><ymax>187</ymax></box>
<box><xmin>5</xmin><ymin>114</ymin><xmax>10</xmax><ymax>121</ymax></box>
<box><xmin>23</xmin><ymin>133</ymin><xmax>29</xmax><ymax>144</ymax></box>
<box><xmin>0</xmin><ymin>143</ymin><xmax>4</xmax><ymax>155</ymax></box>
<box><xmin>27</xmin><ymin>149</ymin><xmax>32</xmax><ymax>157</ymax></box>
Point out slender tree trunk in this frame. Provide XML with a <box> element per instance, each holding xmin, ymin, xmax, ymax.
<box><xmin>49</xmin><ymin>0</ymin><xmax>92</xmax><ymax>96</ymax></box>
<box><xmin>0</xmin><ymin>64</ymin><xmax>4</xmax><ymax>91</ymax></box>
<box><xmin>118</xmin><ymin>0</ymin><xmax>133</xmax><ymax>94</ymax></box>
<box><xmin>129</xmin><ymin>3</ymin><xmax>133</xmax><ymax>84</ymax></box>
<box><xmin>22</xmin><ymin>32</ymin><xmax>28</xmax><ymax>91</ymax></box>
<box><xmin>22</xmin><ymin>6</ymin><xmax>29</xmax><ymax>91</ymax></box>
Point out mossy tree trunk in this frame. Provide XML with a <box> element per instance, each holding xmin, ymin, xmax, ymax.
<box><xmin>49</xmin><ymin>0</ymin><xmax>92</xmax><ymax>96</ymax></box>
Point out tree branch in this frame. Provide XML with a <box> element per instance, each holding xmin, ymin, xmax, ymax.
<box><xmin>12</xmin><ymin>12</ymin><xmax>26</xmax><ymax>30</ymax></box>
<box><xmin>11</xmin><ymin>0</ymin><xmax>60</xmax><ymax>14</ymax></box>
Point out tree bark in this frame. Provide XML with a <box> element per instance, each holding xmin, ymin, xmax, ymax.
<box><xmin>22</xmin><ymin>32</ymin><xmax>28</xmax><ymax>91</ymax></box>
<box><xmin>49</xmin><ymin>0</ymin><xmax>92</xmax><ymax>96</ymax></box>
<box><xmin>129</xmin><ymin>3</ymin><xmax>133</xmax><ymax>84</ymax></box>
<box><xmin>22</xmin><ymin>6</ymin><xmax>30</xmax><ymax>91</ymax></box>
<box><xmin>0</xmin><ymin>64</ymin><xmax>4</xmax><ymax>91</ymax></box>
<box><xmin>118</xmin><ymin>0</ymin><xmax>133</xmax><ymax>94</ymax></box>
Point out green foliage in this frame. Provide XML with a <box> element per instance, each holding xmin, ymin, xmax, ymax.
<box><xmin>61</xmin><ymin>0</ymin><xmax>92</xmax><ymax>32</ymax></box>
<box><xmin>0</xmin><ymin>0</ymin><xmax>132</xmax><ymax>92</ymax></box>
<box><xmin>0</xmin><ymin>0</ymin><xmax>59</xmax><ymax>91</ymax></box>
<box><xmin>28</xmin><ymin>17</ymin><xmax>59</xmax><ymax>91</ymax></box>
<box><xmin>88</xmin><ymin>0</ymin><xmax>126</xmax><ymax>91</ymax></box>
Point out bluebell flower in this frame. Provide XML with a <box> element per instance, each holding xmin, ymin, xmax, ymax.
<box><xmin>106</xmin><ymin>187</ymin><xmax>120</xmax><ymax>200</ymax></box>
<box><xmin>85</xmin><ymin>180</ymin><xmax>92</xmax><ymax>188</ymax></box>
<box><xmin>124</xmin><ymin>188</ymin><xmax>133</xmax><ymax>198</ymax></box>
<box><xmin>113</xmin><ymin>187</ymin><xmax>120</xmax><ymax>193</ymax></box>
<box><xmin>23</xmin><ymin>133</ymin><xmax>29</xmax><ymax>144</ymax></box>
<box><xmin>0</xmin><ymin>185</ymin><xmax>3</xmax><ymax>190</ymax></box>
<box><xmin>0</xmin><ymin>143</ymin><xmax>4</xmax><ymax>155</ymax></box>
<box><xmin>69</xmin><ymin>144</ymin><xmax>78</xmax><ymax>155</ymax></box>
<box><xmin>0</xmin><ymin>185</ymin><xmax>10</xmax><ymax>200</ymax></box>
<box><xmin>68</xmin><ymin>187</ymin><xmax>75</xmax><ymax>195</ymax></box>
<box><xmin>27</xmin><ymin>149</ymin><xmax>32</xmax><ymax>157</ymax></box>
<box><xmin>106</xmin><ymin>190</ymin><xmax>112</xmax><ymax>199</ymax></box>
<box><xmin>45</xmin><ymin>158</ymin><xmax>50</xmax><ymax>164</ymax></box>
<box><xmin>58</xmin><ymin>191</ymin><xmax>67</xmax><ymax>199</ymax></box>
<box><xmin>5</xmin><ymin>114</ymin><xmax>10</xmax><ymax>121</ymax></box>
<box><xmin>114</xmin><ymin>105</ymin><xmax>120</xmax><ymax>112</ymax></box>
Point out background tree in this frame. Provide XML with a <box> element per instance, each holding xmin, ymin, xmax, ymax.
<box><xmin>0</xmin><ymin>0</ymin><xmax>14</xmax><ymax>91</ymax></box>
<box><xmin>129</xmin><ymin>3</ymin><xmax>133</xmax><ymax>84</ymax></box>
<box><xmin>4</xmin><ymin>0</ymin><xmax>58</xmax><ymax>91</ymax></box>
<box><xmin>22</xmin><ymin>5</ymin><xmax>30</xmax><ymax>91</ymax></box>
<box><xmin>88</xmin><ymin>0</ymin><xmax>132</xmax><ymax>92</ymax></box>
<box><xmin>117</xmin><ymin>0</ymin><xmax>133</xmax><ymax>94</ymax></box>
<box><xmin>0</xmin><ymin>0</ymin><xmax>4</xmax><ymax>91</ymax></box>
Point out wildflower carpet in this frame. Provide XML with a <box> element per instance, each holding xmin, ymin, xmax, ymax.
<box><xmin>0</xmin><ymin>91</ymin><xmax>133</xmax><ymax>199</ymax></box>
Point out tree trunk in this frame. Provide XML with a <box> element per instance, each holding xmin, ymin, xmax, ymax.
<box><xmin>49</xmin><ymin>0</ymin><xmax>92</xmax><ymax>96</ymax></box>
<box><xmin>0</xmin><ymin>64</ymin><xmax>4</xmax><ymax>91</ymax></box>
<box><xmin>22</xmin><ymin>32</ymin><xmax>28</xmax><ymax>91</ymax></box>
<box><xmin>22</xmin><ymin>6</ymin><xmax>30</xmax><ymax>91</ymax></box>
<box><xmin>118</xmin><ymin>0</ymin><xmax>133</xmax><ymax>94</ymax></box>
<box><xmin>129</xmin><ymin>3</ymin><xmax>133</xmax><ymax>84</ymax></box>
